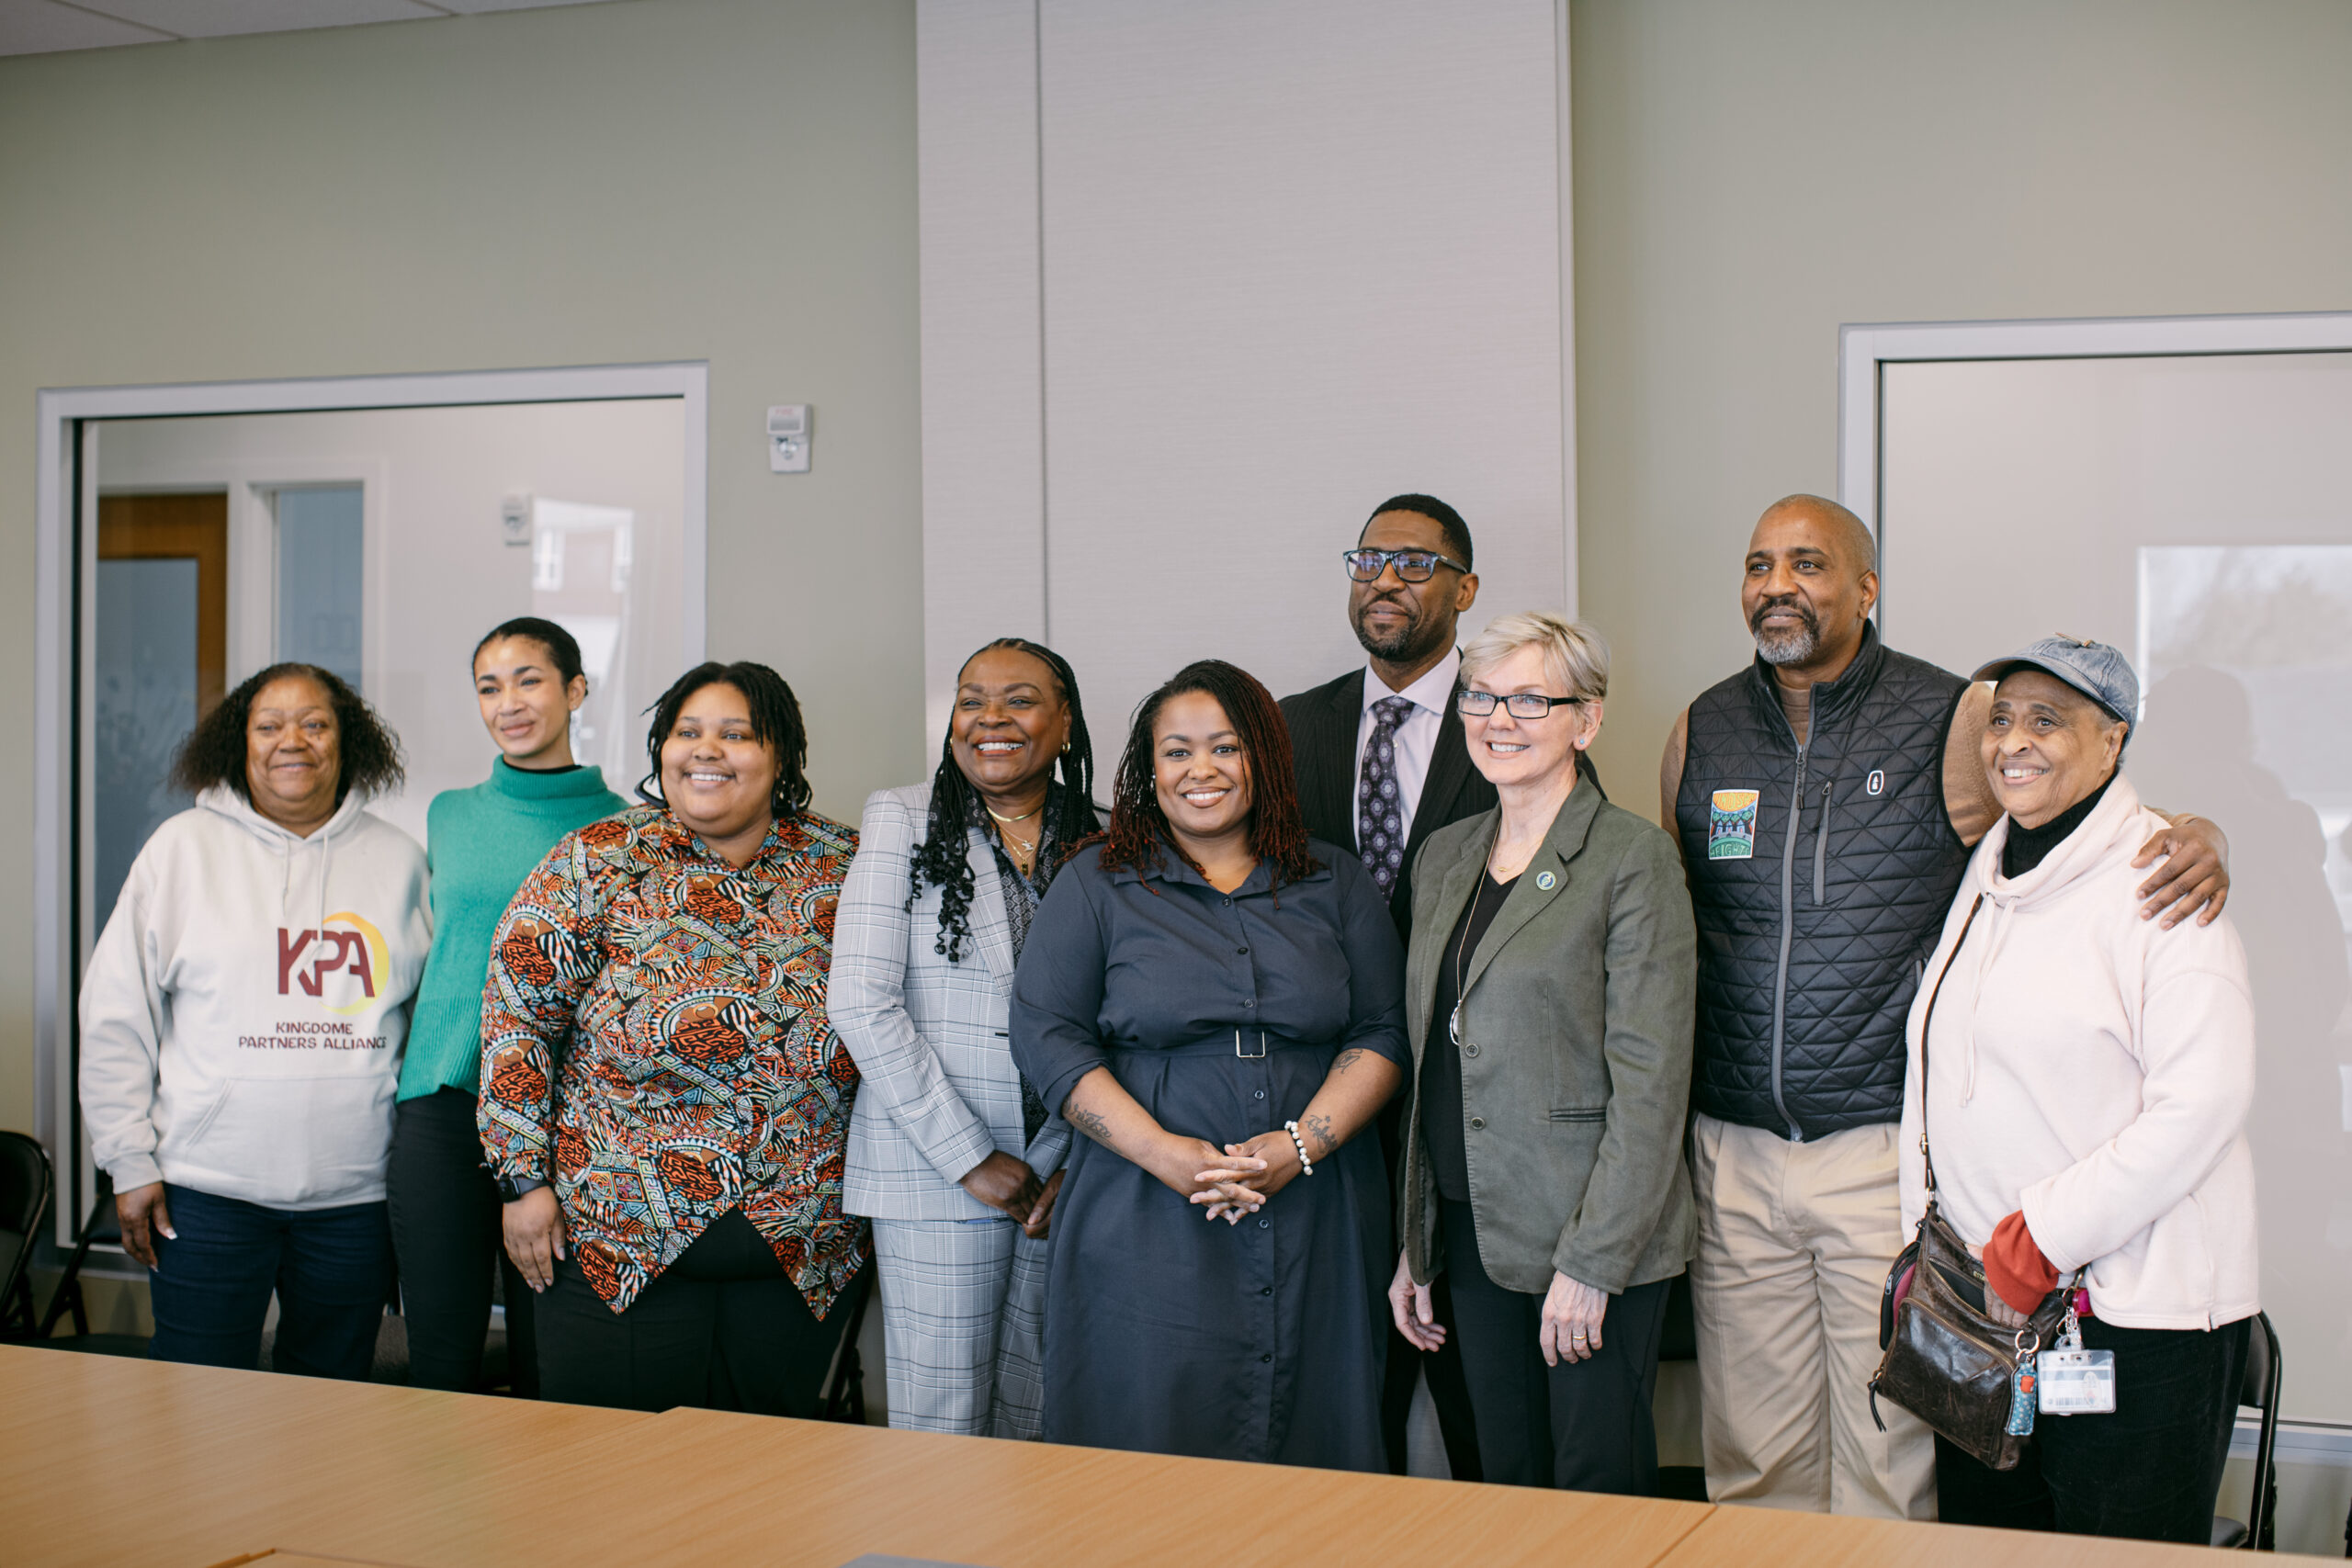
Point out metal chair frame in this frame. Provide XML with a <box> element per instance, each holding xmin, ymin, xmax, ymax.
<box><xmin>0</xmin><ymin>1131</ymin><xmax>56</xmax><ymax>1340</ymax></box>
<box><xmin>38</xmin><ymin>1169</ymin><xmax>122</xmax><ymax>1341</ymax></box>
<box><xmin>818</xmin><ymin>1264</ymin><xmax>876</xmax><ymax>1424</ymax></box>
<box><xmin>2215</xmin><ymin>1310</ymin><xmax>2283</xmax><ymax>1551</ymax></box>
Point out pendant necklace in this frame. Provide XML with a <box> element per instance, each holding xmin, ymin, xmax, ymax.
<box><xmin>995</xmin><ymin>819</ymin><xmax>1038</xmax><ymax>875</ymax></box>
<box><xmin>988</xmin><ymin>798</ymin><xmax>1042</xmax><ymax>872</ymax></box>
<box><xmin>1448</xmin><ymin>853</ymin><xmax>1510</xmax><ymax>1046</ymax></box>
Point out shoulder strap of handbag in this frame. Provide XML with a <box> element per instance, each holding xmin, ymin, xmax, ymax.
<box><xmin>1916</xmin><ymin>893</ymin><xmax>1985</xmax><ymax>1199</ymax></box>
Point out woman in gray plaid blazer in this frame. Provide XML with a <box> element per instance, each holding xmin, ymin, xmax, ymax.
<box><xmin>832</xmin><ymin>639</ymin><xmax>1100</xmax><ymax>1437</ymax></box>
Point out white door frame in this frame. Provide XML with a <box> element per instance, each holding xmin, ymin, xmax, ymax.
<box><xmin>1837</xmin><ymin>310</ymin><xmax>2352</xmax><ymax>615</ymax></box>
<box><xmin>32</xmin><ymin>362</ymin><xmax>708</xmax><ymax>1245</ymax></box>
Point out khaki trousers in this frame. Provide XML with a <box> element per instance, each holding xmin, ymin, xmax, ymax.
<box><xmin>1690</xmin><ymin>1113</ymin><xmax>1935</xmax><ymax>1518</ymax></box>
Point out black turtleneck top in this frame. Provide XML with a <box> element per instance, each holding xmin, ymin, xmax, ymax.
<box><xmin>2001</xmin><ymin>773</ymin><xmax>2115</xmax><ymax>878</ymax></box>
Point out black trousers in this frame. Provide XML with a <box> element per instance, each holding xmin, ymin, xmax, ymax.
<box><xmin>1381</xmin><ymin>1276</ymin><xmax>1486</xmax><ymax>1480</ymax></box>
<box><xmin>1935</xmin><ymin>1314</ymin><xmax>2249</xmax><ymax>1544</ymax></box>
<box><xmin>1442</xmin><ymin>1199</ymin><xmax>1671</xmax><ymax>1495</ymax></box>
<box><xmin>536</xmin><ymin>1207</ymin><xmax>848</xmax><ymax>1416</ymax></box>
<box><xmin>1377</xmin><ymin>1102</ymin><xmax>1483</xmax><ymax>1480</ymax></box>
<box><xmin>386</xmin><ymin>1087</ymin><xmax>538</xmax><ymax>1395</ymax></box>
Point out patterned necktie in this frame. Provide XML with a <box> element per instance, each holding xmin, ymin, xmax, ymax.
<box><xmin>1356</xmin><ymin>694</ymin><xmax>1417</xmax><ymax>897</ymax></box>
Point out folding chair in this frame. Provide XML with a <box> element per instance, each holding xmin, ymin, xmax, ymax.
<box><xmin>0</xmin><ymin>1131</ymin><xmax>53</xmax><ymax>1339</ymax></box>
<box><xmin>819</xmin><ymin>1264</ymin><xmax>876</xmax><ymax>1424</ymax></box>
<box><xmin>37</xmin><ymin>1168</ymin><xmax>152</xmax><ymax>1357</ymax></box>
<box><xmin>2213</xmin><ymin>1311</ymin><xmax>2282</xmax><ymax>1551</ymax></box>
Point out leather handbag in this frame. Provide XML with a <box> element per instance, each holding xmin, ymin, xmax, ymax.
<box><xmin>1869</xmin><ymin>895</ymin><xmax>2070</xmax><ymax>1471</ymax></box>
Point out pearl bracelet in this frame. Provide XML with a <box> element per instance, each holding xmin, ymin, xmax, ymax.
<box><xmin>1283</xmin><ymin>1120</ymin><xmax>1316</xmax><ymax>1176</ymax></box>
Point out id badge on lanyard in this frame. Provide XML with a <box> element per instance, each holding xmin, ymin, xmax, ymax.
<box><xmin>2039</xmin><ymin>1290</ymin><xmax>2118</xmax><ymax>1416</ymax></box>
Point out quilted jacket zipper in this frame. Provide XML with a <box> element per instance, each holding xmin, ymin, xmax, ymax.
<box><xmin>1815</xmin><ymin>780</ymin><xmax>1834</xmax><ymax>904</ymax></box>
<box><xmin>1770</xmin><ymin>723</ymin><xmax>1806</xmax><ymax>1143</ymax></box>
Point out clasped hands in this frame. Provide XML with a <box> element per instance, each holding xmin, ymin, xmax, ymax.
<box><xmin>1150</xmin><ymin>1128</ymin><xmax>1317</xmax><ymax>1224</ymax></box>
<box><xmin>958</xmin><ymin>1150</ymin><xmax>1065</xmax><ymax>1239</ymax></box>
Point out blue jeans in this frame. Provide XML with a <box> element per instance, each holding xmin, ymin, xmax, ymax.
<box><xmin>148</xmin><ymin>1183</ymin><xmax>394</xmax><ymax>1381</ymax></box>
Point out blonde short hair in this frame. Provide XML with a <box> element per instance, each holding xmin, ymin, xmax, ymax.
<box><xmin>1459</xmin><ymin>612</ymin><xmax>1609</xmax><ymax>704</ymax></box>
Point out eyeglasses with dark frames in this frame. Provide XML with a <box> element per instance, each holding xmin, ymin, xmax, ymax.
<box><xmin>1455</xmin><ymin>689</ymin><xmax>1584</xmax><ymax>719</ymax></box>
<box><xmin>1341</xmin><ymin>547</ymin><xmax>1470</xmax><ymax>583</ymax></box>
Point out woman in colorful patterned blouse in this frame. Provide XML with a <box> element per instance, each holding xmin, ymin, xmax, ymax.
<box><xmin>479</xmin><ymin>660</ymin><xmax>866</xmax><ymax>1416</ymax></box>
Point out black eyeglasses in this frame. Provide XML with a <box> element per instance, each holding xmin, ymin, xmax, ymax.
<box><xmin>1342</xmin><ymin>547</ymin><xmax>1470</xmax><ymax>583</ymax></box>
<box><xmin>1455</xmin><ymin>689</ymin><xmax>1583</xmax><ymax>719</ymax></box>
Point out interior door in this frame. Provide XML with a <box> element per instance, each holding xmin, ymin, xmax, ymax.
<box><xmin>1878</xmin><ymin>348</ymin><xmax>2352</xmax><ymax>1427</ymax></box>
<box><xmin>94</xmin><ymin>493</ymin><xmax>228</xmax><ymax>938</ymax></box>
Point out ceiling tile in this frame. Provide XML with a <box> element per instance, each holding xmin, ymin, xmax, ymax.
<box><xmin>0</xmin><ymin>0</ymin><xmax>175</xmax><ymax>54</ymax></box>
<box><xmin>80</xmin><ymin>0</ymin><xmax>445</xmax><ymax>39</ymax></box>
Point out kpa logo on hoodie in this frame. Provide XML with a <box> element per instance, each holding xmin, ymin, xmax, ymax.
<box><xmin>277</xmin><ymin>911</ymin><xmax>390</xmax><ymax>1015</ymax></box>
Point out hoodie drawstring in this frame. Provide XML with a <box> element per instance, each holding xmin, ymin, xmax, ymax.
<box><xmin>316</xmin><ymin>810</ymin><xmax>335</xmax><ymax>934</ymax></box>
<box><xmin>246</xmin><ymin>789</ymin><xmax>341</xmax><ymax>931</ymax></box>
<box><xmin>1959</xmin><ymin>895</ymin><xmax>2019</xmax><ymax>1106</ymax></box>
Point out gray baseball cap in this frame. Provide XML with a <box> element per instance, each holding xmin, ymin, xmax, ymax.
<box><xmin>1973</xmin><ymin>635</ymin><xmax>2139</xmax><ymax>723</ymax></box>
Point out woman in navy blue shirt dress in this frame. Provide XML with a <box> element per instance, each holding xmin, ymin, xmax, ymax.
<box><xmin>1012</xmin><ymin>660</ymin><xmax>1408</xmax><ymax>1470</ymax></box>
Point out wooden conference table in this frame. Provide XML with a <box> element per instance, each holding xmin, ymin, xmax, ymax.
<box><xmin>0</xmin><ymin>1345</ymin><xmax>2257</xmax><ymax>1568</ymax></box>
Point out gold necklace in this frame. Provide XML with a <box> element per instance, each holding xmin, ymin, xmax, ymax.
<box><xmin>986</xmin><ymin>802</ymin><xmax>1041</xmax><ymax>825</ymax></box>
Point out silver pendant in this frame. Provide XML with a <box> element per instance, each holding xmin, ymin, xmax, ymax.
<box><xmin>1448</xmin><ymin>1002</ymin><xmax>1462</xmax><ymax>1046</ymax></box>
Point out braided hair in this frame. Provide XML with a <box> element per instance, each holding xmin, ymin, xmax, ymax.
<box><xmin>1090</xmin><ymin>660</ymin><xmax>1319</xmax><ymax>891</ymax></box>
<box><xmin>910</xmin><ymin>638</ymin><xmax>1099</xmax><ymax>961</ymax></box>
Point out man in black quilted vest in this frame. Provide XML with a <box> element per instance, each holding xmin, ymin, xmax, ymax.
<box><xmin>1661</xmin><ymin>494</ymin><xmax>2230</xmax><ymax>1518</ymax></box>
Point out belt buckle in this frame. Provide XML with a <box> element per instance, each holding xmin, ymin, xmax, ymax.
<box><xmin>1235</xmin><ymin>1028</ymin><xmax>1266</xmax><ymax>1059</ymax></box>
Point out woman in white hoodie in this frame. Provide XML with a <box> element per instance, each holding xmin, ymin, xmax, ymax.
<box><xmin>80</xmin><ymin>662</ymin><xmax>430</xmax><ymax>1379</ymax></box>
<box><xmin>1899</xmin><ymin>637</ymin><xmax>2256</xmax><ymax>1544</ymax></box>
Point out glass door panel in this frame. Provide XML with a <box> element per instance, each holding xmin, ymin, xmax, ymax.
<box><xmin>275</xmin><ymin>484</ymin><xmax>365</xmax><ymax>691</ymax></box>
<box><xmin>93</xmin><ymin>493</ymin><xmax>229</xmax><ymax>938</ymax></box>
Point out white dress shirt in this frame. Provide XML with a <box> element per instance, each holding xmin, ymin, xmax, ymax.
<box><xmin>1351</xmin><ymin>648</ymin><xmax>1461</xmax><ymax>852</ymax></box>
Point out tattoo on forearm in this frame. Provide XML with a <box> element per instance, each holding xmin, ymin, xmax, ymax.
<box><xmin>1067</xmin><ymin>1103</ymin><xmax>1114</xmax><ymax>1149</ymax></box>
<box><xmin>1330</xmin><ymin>1048</ymin><xmax>1366</xmax><ymax>1077</ymax></box>
<box><xmin>1303</xmin><ymin>1111</ymin><xmax>1338</xmax><ymax>1161</ymax></box>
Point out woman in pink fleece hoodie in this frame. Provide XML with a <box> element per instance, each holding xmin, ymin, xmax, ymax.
<box><xmin>1897</xmin><ymin>637</ymin><xmax>2257</xmax><ymax>1545</ymax></box>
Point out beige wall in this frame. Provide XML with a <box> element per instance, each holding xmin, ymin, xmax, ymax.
<box><xmin>0</xmin><ymin>0</ymin><xmax>923</xmax><ymax>1138</ymax></box>
<box><xmin>1570</xmin><ymin>0</ymin><xmax>2352</xmax><ymax>817</ymax></box>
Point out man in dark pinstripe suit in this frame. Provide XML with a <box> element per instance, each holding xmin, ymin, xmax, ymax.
<box><xmin>1279</xmin><ymin>493</ymin><xmax>1493</xmax><ymax>1481</ymax></box>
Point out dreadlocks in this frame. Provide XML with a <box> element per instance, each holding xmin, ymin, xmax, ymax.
<box><xmin>909</xmin><ymin>638</ymin><xmax>1100</xmax><ymax>961</ymax></box>
<box><xmin>1091</xmin><ymin>660</ymin><xmax>1318</xmax><ymax>890</ymax></box>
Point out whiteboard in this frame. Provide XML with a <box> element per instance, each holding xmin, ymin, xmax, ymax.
<box><xmin>1873</xmin><ymin>346</ymin><xmax>2352</xmax><ymax>1426</ymax></box>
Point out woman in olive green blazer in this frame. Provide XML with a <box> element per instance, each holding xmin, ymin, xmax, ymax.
<box><xmin>1386</xmin><ymin>612</ymin><xmax>1697</xmax><ymax>1496</ymax></box>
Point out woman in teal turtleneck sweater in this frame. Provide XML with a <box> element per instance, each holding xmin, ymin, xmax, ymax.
<box><xmin>387</xmin><ymin>617</ymin><xmax>625</xmax><ymax>1393</ymax></box>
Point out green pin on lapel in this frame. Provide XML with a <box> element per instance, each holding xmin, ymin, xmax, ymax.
<box><xmin>1536</xmin><ymin>871</ymin><xmax>1556</xmax><ymax>890</ymax></box>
